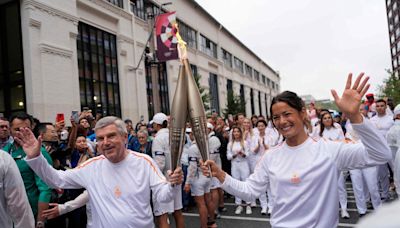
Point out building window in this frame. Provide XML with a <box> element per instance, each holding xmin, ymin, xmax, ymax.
<box><xmin>130</xmin><ymin>0</ymin><xmax>163</xmax><ymax>21</ymax></box>
<box><xmin>391</xmin><ymin>34</ymin><xmax>395</xmax><ymax>44</ymax></box>
<box><xmin>145</xmin><ymin>54</ymin><xmax>170</xmax><ymax>117</ymax></box>
<box><xmin>250</xmin><ymin>88</ymin><xmax>255</xmax><ymax>115</ymax></box>
<box><xmin>240</xmin><ymin>84</ymin><xmax>245</xmax><ymax>105</ymax></box>
<box><xmin>145</xmin><ymin>62</ymin><xmax>154</xmax><ymax>119</ymax></box>
<box><xmin>258</xmin><ymin>91</ymin><xmax>262</xmax><ymax>115</ymax></box>
<box><xmin>200</xmin><ymin>34</ymin><xmax>217</xmax><ymax>58</ymax></box>
<box><xmin>0</xmin><ymin>1</ymin><xmax>26</xmax><ymax>117</ymax></box>
<box><xmin>77</xmin><ymin>22</ymin><xmax>121</xmax><ymax>117</ymax></box>
<box><xmin>158</xmin><ymin>62</ymin><xmax>170</xmax><ymax>114</ymax></box>
<box><xmin>272</xmin><ymin>81</ymin><xmax>275</xmax><ymax>90</ymax></box>
<box><xmin>388</xmin><ymin>0</ymin><xmax>392</xmax><ymax>7</ymax></box>
<box><xmin>190</xmin><ymin>64</ymin><xmax>198</xmax><ymax>76</ymax></box>
<box><xmin>178</xmin><ymin>20</ymin><xmax>197</xmax><ymax>49</ymax></box>
<box><xmin>392</xmin><ymin>46</ymin><xmax>397</xmax><ymax>56</ymax></box>
<box><xmin>397</xmin><ymin>41</ymin><xmax>400</xmax><ymax>51</ymax></box>
<box><xmin>227</xmin><ymin>79</ymin><xmax>233</xmax><ymax>92</ymax></box>
<box><xmin>107</xmin><ymin>0</ymin><xmax>123</xmax><ymax>8</ymax></box>
<box><xmin>254</xmin><ymin>70</ymin><xmax>260</xmax><ymax>81</ymax></box>
<box><xmin>389</xmin><ymin>10</ymin><xmax>393</xmax><ymax>19</ymax></box>
<box><xmin>396</xmin><ymin>27</ymin><xmax>400</xmax><ymax>38</ymax></box>
<box><xmin>209</xmin><ymin>73</ymin><xmax>220</xmax><ymax>113</ymax></box>
<box><xmin>395</xmin><ymin>14</ymin><xmax>399</xmax><ymax>25</ymax></box>
<box><xmin>262</xmin><ymin>75</ymin><xmax>266</xmax><ymax>84</ymax></box>
<box><xmin>265</xmin><ymin>93</ymin><xmax>269</xmax><ymax>117</ymax></box>
<box><xmin>221</xmin><ymin>48</ymin><xmax>233</xmax><ymax>68</ymax></box>
<box><xmin>245</xmin><ymin>64</ymin><xmax>253</xmax><ymax>78</ymax></box>
<box><xmin>234</xmin><ymin>57</ymin><xmax>244</xmax><ymax>74</ymax></box>
<box><xmin>130</xmin><ymin>0</ymin><xmax>145</xmax><ymax>20</ymax></box>
<box><xmin>394</xmin><ymin>2</ymin><xmax>397</xmax><ymax>10</ymax></box>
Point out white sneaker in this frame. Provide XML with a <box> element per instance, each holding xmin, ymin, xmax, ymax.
<box><xmin>341</xmin><ymin>209</ymin><xmax>350</xmax><ymax>219</ymax></box>
<box><xmin>267</xmin><ymin>207</ymin><xmax>272</xmax><ymax>215</ymax></box>
<box><xmin>235</xmin><ymin>205</ymin><xmax>243</xmax><ymax>215</ymax></box>
<box><xmin>261</xmin><ymin>207</ymin><xmax>267</xmax><ymax>215</ymax></box>
<box><xmin>250</xmin><ymin>202</ymin><xmax>257</xmax><ymax>207</ymax></box>
<box><xmin>246</xmin><ymin>205</ymin><xmax>252</xmax><ymax>215</ymax></box>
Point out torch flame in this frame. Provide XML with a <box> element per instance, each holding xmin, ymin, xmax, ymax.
<box><xmin>174</xmin><ymin>23</ymin><xmax>188</xmax><ymax>61</ymax></box>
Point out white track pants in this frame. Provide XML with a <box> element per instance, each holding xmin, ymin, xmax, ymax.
<box><xmin>377</xmin><ymin>164</ymin><xmax>390</xmax><ymax>199</ymax></box>
<box><xmin>338</xmin><ymin>172</ymin><xmax>348</xmax><ymax>210</ymax></box>
<box><xmin>394</xmin><ymin>147</ymin><xmax>400</xmax><ymax>196</ymax></box>
<box><xmin>232</xmin><ymin>160</ymin><xmax>251</xmax><ymax>205</ymax></box>
<box><xmin>350</xmin><ymin>166</ymin><xmax>381</xmax><ymax>214</ymax></box>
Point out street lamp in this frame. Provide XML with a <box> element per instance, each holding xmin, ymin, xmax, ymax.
<box><xmin>133</xmin><ymin>2</ymin><xmax>172</xmax><ymax>70</ymax></box>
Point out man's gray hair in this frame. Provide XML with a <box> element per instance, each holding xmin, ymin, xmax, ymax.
<box><xmin>95</xmin><ymin>116</ymin><xmax>127</xmax><ymax>135</ymax></box>
<box><xmin>137</xmin><ymin>129</ymin><xmax>148</xmax><ymax>136</ymax></box>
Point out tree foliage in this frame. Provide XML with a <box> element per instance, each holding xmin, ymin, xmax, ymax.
<box><xmin>223</xmin><ymin>90</ymin><xmax>246</xmax><ymax>117</ymax></box>
<box><xmin>378</xmin><ymin>70</ymin><xmax>400</xmax><ymax>105</ymax></box>
<box><xmin>193</xmin><ymin>73</ymin><xmax>210</xmax><ymax>111</ymax></box>
<box><xmin>315</xmin><ymin>101</ymin><xmax>338</xmax><ymax>111</ymax></box>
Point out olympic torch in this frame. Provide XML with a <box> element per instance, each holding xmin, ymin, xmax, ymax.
<box><xmin>183</xmin><ymin>60</ymin><xmax>210</xmax><ymax>162</ymax></box>
<box><xmin>169</xmin><ymin>65</ymin><xmax>188</xmax><ymax>170</ymax></box>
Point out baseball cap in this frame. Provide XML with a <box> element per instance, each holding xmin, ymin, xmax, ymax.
<box><xmin>394</xmin><ymin>104</ymin><xmax>400</xmax><ymax>116</ymax></box>
<box><xmin>207</xmin><ymin>122</ymin><xmax>214</xmax><ymax>130</ymax></box>
<box><xmin>186</xmin><ymin>128</ymin><xmax>192</xmax><ymax>133</ymax></box>
<box><xmin>151</xmin><ymin>113</ymin><xmax>167</xmax><ymax>125</ymax></box>
<box><xmin>366</xmin><ymin>93</ymin><xmax>374</xmax><ymax>98</ymax></box>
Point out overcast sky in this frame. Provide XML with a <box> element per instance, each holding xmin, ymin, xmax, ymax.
<box><xmin>196</xmin><ymin>0</ymin><xmax>392</xmax><ymax>100</ymax></box>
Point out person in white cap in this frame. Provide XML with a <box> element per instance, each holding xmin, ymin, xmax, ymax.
<box><xmin>0</xmin><ymin>151</ymin><xmax>35</xmax><ymax>228</ymax></box>
<box><xmin>184</xmin><ymin>128</ymin><xmax>216</xmax><ymax>228</ymax></box>
<box><xmin>151</xmin><ymin>113</ymin><xmax>184</xmax><ymax>228</ymax></box>
<box><xmin>387</xmin><ymin>104</ymin><xmax>400</xmax><ymax>195</ymax></box>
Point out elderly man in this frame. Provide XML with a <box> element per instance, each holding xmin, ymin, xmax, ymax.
<box><xmin>0</xmin><ymin>117</ymin><xmax>12</xmax><ymax>149</ymax></box>
<box><xmin>14</xmin><ymin>116</ymin><xmax>183</xmax><ymax>228</ymax></box>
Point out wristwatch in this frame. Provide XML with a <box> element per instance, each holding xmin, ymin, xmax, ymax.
<box><xmin>36</xmin><ymin>221</ymin><xmax>45</xmax><ymax>228</ymax></box>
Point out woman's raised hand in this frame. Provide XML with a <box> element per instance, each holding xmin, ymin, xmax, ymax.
<box><xmin>331</xmin><ymin>73</ymin><xmax>369</xmax><ymax>123</ymax></box>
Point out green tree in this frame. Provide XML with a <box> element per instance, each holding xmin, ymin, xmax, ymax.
<box><xmin>193</xmin><ymin>73</ymin><xmax>210</xmax><ymax>111</ymax></box>
<box><xmin>315</xmin><ymin>101</ymin><xmax>338</xmax><ymax>111</ymax></box>
<box><xmin>378</xmin><ymin>70</ymin><xmax>400</xmax><ymax>105</ymax></box>
<box><xmin>223</xmin><ymin>90</ymin><xmax>246</xmax><ymax>117</ymax></box>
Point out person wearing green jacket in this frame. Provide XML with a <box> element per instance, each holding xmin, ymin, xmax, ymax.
<box><xmin>2</xmin><ymin>112</ymin><xmax>53</xmax><ymax>228</ymax></box>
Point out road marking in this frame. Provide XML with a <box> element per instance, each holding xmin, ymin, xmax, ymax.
<box><xmin>223</xmin><ymin>202</ymin><xmax>362</xmax><ymax>208</ymax></box>
<box><xmin>183</xmin><ymin>212</ymin><xmax>357</xmax><ymax>227</ymax></box>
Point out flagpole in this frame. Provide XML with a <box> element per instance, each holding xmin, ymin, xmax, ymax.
<box><xmin>132</xmin><ymin>2</ymin><xmax>172</xmax><ymax>71</ymax></box>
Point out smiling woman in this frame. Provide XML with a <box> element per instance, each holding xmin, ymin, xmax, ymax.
<box><xmin>203</xmin><ymin>73</ymin><xmax>393</xmax><ymax>228</ymax></box>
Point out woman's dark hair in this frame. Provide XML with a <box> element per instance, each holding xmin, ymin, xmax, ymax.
<box><xmin>270</xmin><ymin>91</ymin><xmax>304</xmax><ymax>117</ymax></box>
<box><xmin>319</xmin><ymin>112</ymin><xmax>334</xmax><ymax>137</ymax></box>
<box><xmin>256</xmin><ymin>119</ymin><xmax>267</xmax><ymax>128</ymax></box>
